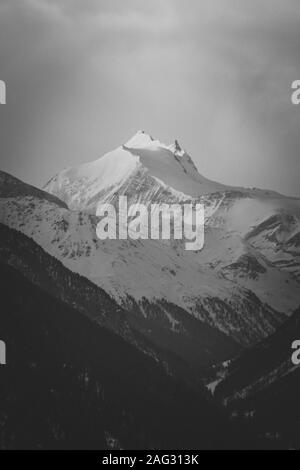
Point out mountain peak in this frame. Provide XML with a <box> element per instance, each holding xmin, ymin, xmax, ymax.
<box><xmin>174</xmin><ymin>139</ymin><xmax>182</xmax><ymax>151</ymax></box>
<box><xmin>125</xmin><ymin>130</ymin><xmax>155</xmax><ymax>148</ymax></box>
<box><xmin>168</xmin><ymin>139</ymin><xmax>185</xmax><ymax>157</ymax></box>
<box><xmin>44</xmin><ymin>130</ymin><xmax>232</xmax><ymax>209</ymax></box>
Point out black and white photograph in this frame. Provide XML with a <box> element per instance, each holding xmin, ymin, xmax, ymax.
<box><xmin>0</xmin><ymin>0</ymin><xmax>300</xmax><ymax>453</ymax></box>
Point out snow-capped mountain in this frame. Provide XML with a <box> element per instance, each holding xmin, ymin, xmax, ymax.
<box><xmin>44</xmin><ymin>130</ymin><xmax>236</xmax><ymax>210</ymax></box>
<box><xmin>44</xmin><ymin>130</ymin><xmax>300</xmax><ymax>311</ymax></box>
<box><xmin>44</xmin><ymin>130</ymin><xmax>286</xmax><ymax>209</ymax></box>
<box><xmin>1</xmin><ymin>131</ymin><xmax>299</xmax><ymax>363</ymax></box>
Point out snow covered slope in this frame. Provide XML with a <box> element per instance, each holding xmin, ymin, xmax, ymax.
<box><xmin>1</xmin><ymin>131</ymin><xmax>299</xmax><ymax>358</ymax></box>
<box><xmin>44</xmin><ymin>130</ymin><xmax>229</xmax><ymax>211</ymax></box>
<box><xmin>0</xmin><ymin>170</ymin><xmax>282</xmax><ymax>354</ymax></box>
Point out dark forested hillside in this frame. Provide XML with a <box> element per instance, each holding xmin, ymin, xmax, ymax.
<box><xmin>0</xmin><ymin>222</ymin><xmax>239</xmax><ymax>380</ymax></box>
<box><xmin>0</xmin><ymin>225</ymin><xmax>297</xmax><ymax>449</ymax></box>
<box><xmin>0</xmin><ymin>261</ymin><xmax>256</xmax><ymax>449</ymax></box>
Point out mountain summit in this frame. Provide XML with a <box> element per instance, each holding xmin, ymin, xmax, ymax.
<box><xmin>44</xmin><ymin>131</ymin><xmax>229</xmax><ymax>211</ymax></box>
<box><xmin>124</xmin><ymin>130</ymin><xmax>155</xmax><ymax>147</ymax></box>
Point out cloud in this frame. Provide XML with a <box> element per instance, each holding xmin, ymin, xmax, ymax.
<box><xmin>0</xmin><ymin>0</ymin><xmax>299</xmax><ymax>196</ymax></box>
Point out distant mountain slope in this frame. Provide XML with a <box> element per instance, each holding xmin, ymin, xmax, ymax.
<box><xmin>0</xmin><ymin>171</ymin><xmax>67</xmax><ymax>209</ymax></box>
<box><xmin>0</xmin><ymin>261</ymin><xmax>256</xmax><ymax>450</ymax></box>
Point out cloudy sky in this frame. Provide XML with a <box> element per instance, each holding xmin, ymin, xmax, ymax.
<box><xmin>0</xmin><ymin>0</ymin><xmax>299</xmax><ymax>196</ymax></box>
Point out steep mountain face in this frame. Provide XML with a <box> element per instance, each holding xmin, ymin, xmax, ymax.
<box><xmin>1</xmin><ymin>131</ymin><xmax>299</xmax><ymax>355</ymax></box>
<box><xmin>44</xmin><ymin>130</ymin><xmax>283</xmax><ymax>209</ymax></box>
<box><xmin>1</xmin><ymin>261</ymin><xmax>253</xmax><ymax>450</ymax></box>
<box><xmin>44</xmin><ymin>130</ymin><xmax>229</xmax><ymax>210</ymax></box>
<box><xmin>45</xmin><ymin>131</ymin><xmax>299</xmax><ymax>317</ymax></box>
<box><xmin>212</xmin><ymin>307</ymin><xmax>300</xmax><ymax>449</ymax></box>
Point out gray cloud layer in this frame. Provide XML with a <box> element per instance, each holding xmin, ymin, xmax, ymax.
<box><xmin>0</xmin><ymin>0</ymin><xmax>299</xmax><ymax>195</ymax></box>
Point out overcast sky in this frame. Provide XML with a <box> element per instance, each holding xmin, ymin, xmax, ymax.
<box><xmin>0</xmin><ymin>0</ymin><xmax>299</xmax><ymax>196</ymax></box>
